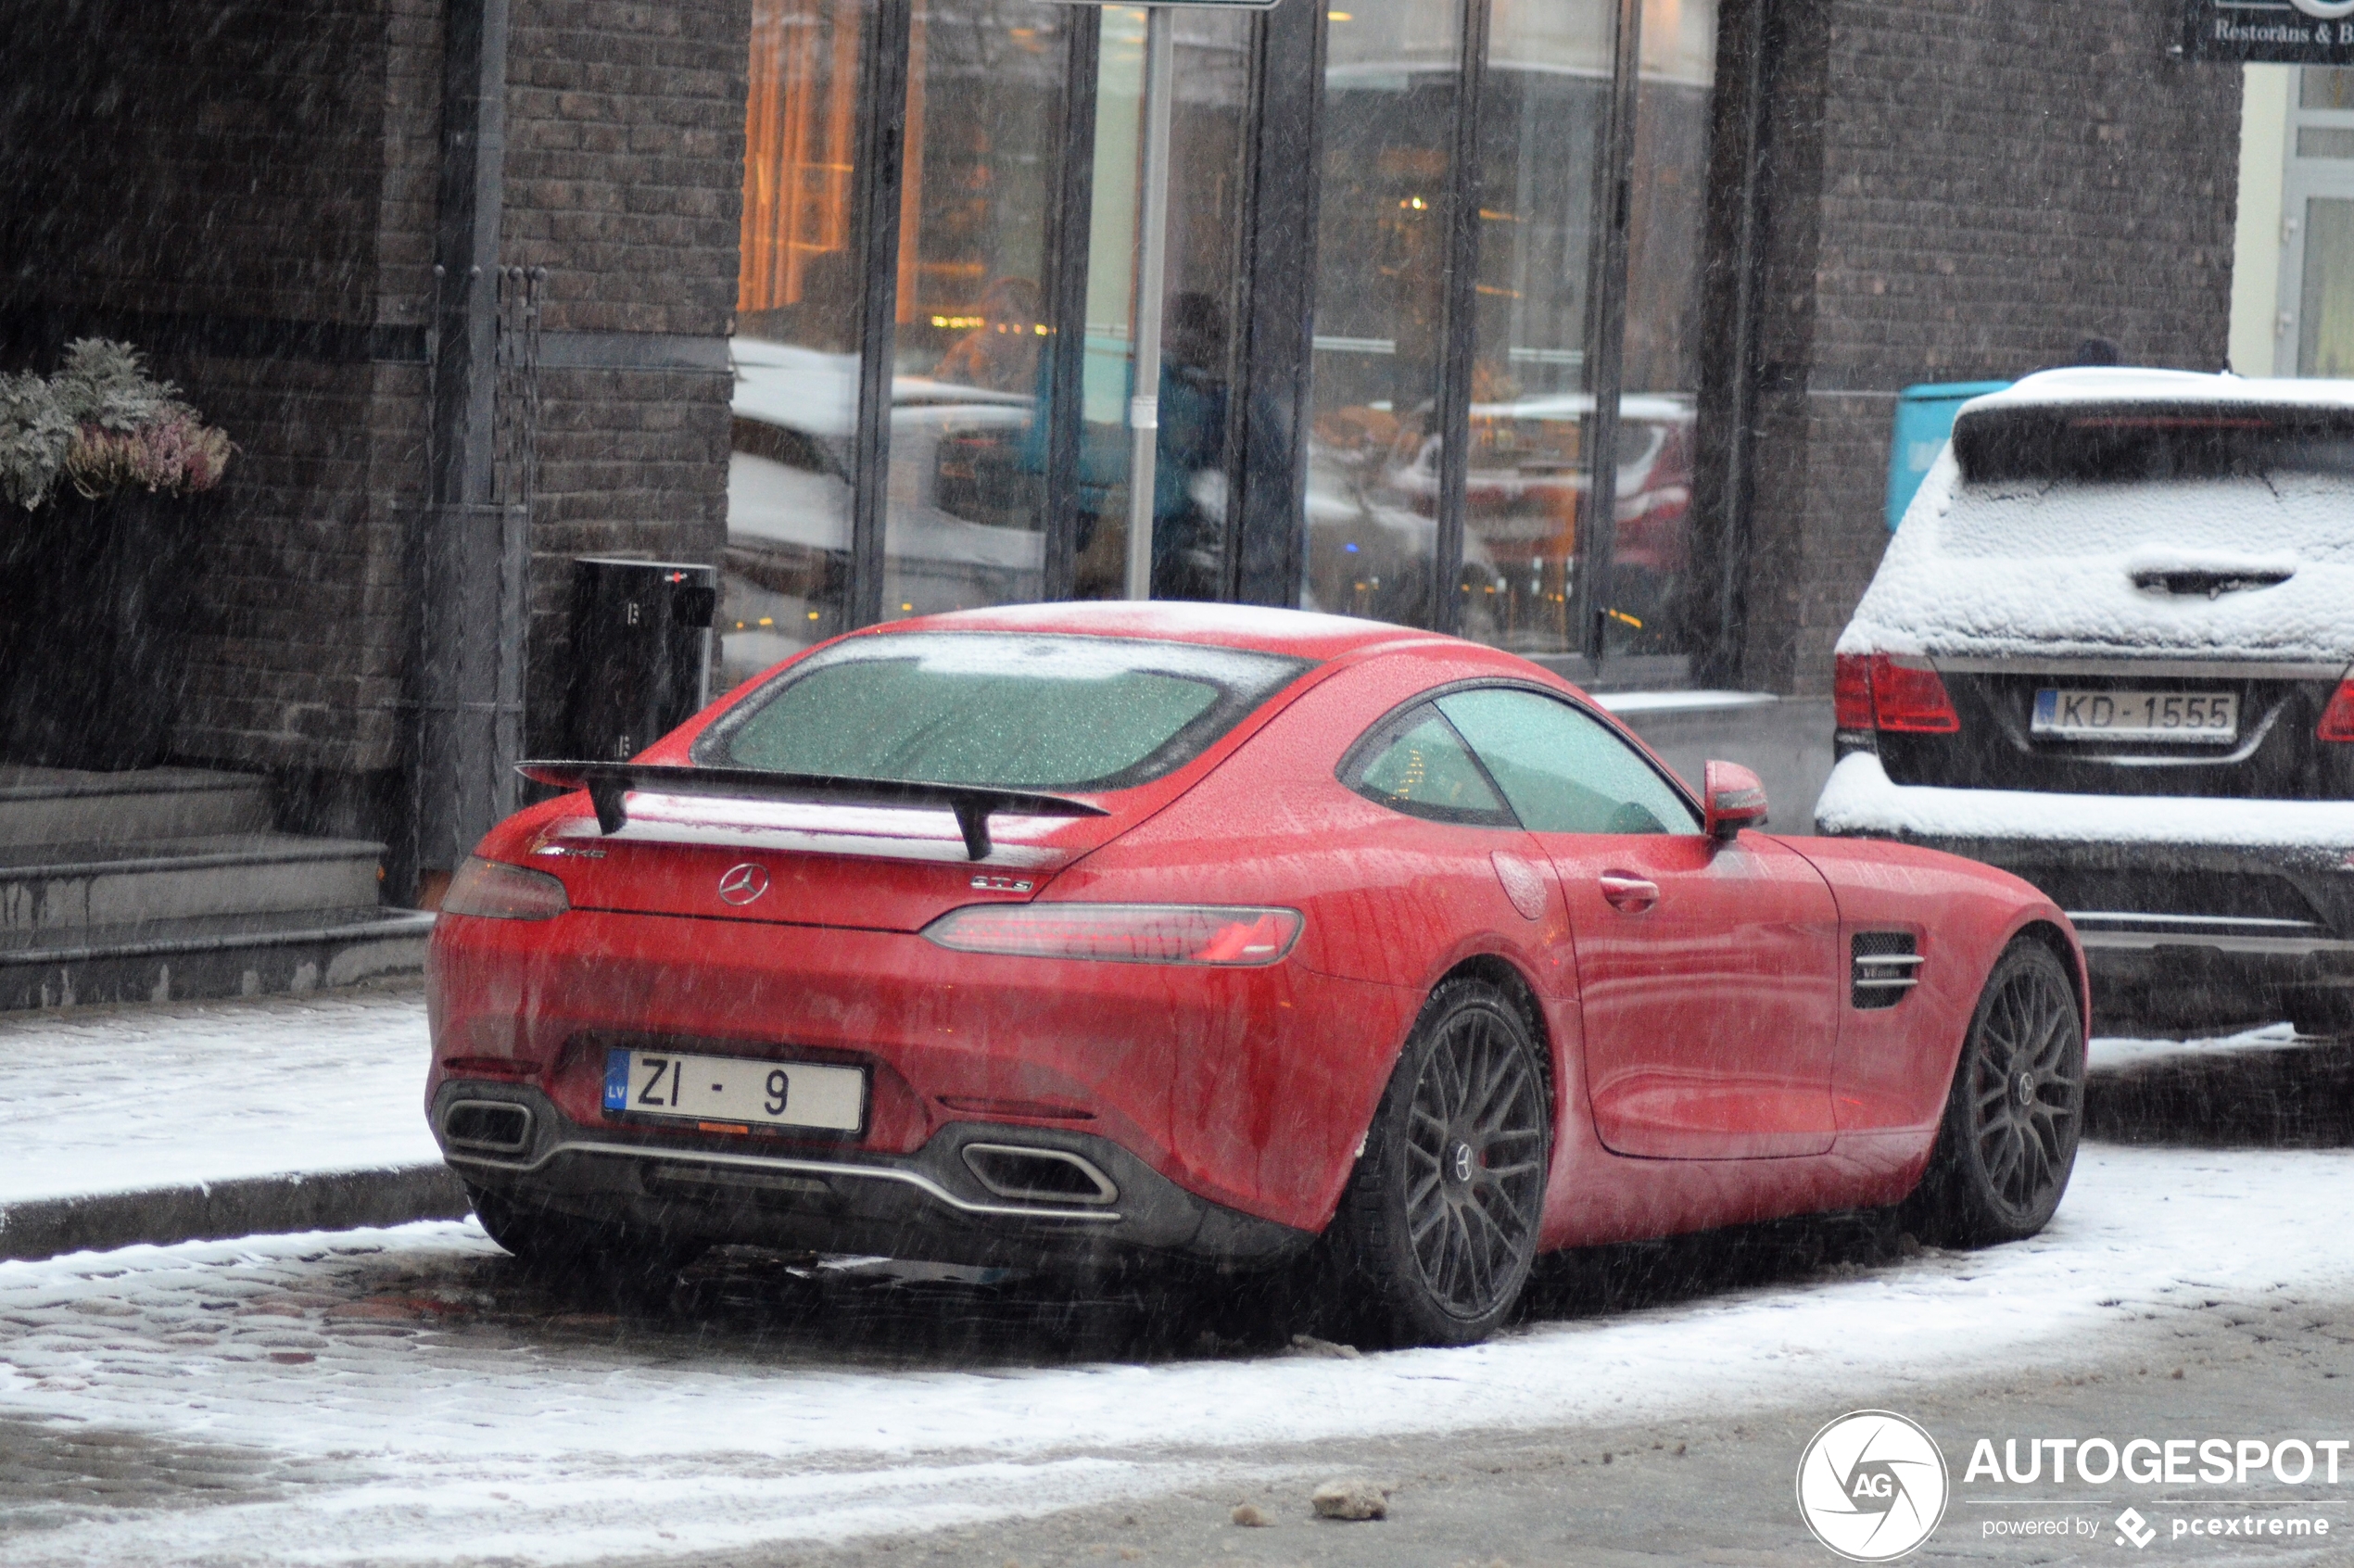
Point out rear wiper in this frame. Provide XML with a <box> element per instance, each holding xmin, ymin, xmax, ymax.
<box><xmin>2130</xmin><ymin>566</ymin><xmax>2295</xmax><ymax>598</ymax></box>
<box><xmin>516</xmin><ymin>762</ymin><xmax>1109</xmax><ymax>861</ymax></box>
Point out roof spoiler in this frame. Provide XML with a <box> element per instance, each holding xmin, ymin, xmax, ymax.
<box><xmin>1953</xmin><ymin>400</ymin><xmax>2354</xmax><ymax>486</ymax></box>
<box><xmin>515</xmin><ymin>762</ymin><xmax>1110</xmax><ymax>861</ymax></box>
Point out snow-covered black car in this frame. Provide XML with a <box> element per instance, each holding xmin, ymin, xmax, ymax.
<box><xmin>1817</xmin><ymin>369</ymin><xmax>2354</xmax><ymax>1035</ymax></box>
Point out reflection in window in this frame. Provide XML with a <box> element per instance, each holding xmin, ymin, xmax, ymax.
<box><xmin>1455</xmin><ymin>0</ymin><xmax>1714</xmax><ymax>663</ymax></box>
<box><xmin>1302</xmin><ymin>0</ymin><xmax>1465</xmax><ymax>629</ymax></box>
<box><xmin>1074</xmin><ymin>7</ymin><xmax>1253</xmax><ymax>602</ymax></box>
<box><xmin>883</xmin><ymin>0</ymin><xmax>1069</xmax><ymax>625</ymax></box>
<box><xmin>1612</xmin><ymin>0</ymin><xmax>1715</xmax><ymax>660</ymax></box>
<box><xmin>1458</xmin><ymin>0</ymin><xmax>1613</xmax><ymax>654</ymax></box>
<box><xmin>728</xmin><ymin>0</ymin><xmax>866</xmax><ymax>684</ymax></box>
<box><xmin>1353</xmin><ymin>709</ymin><xmax>1511</xmax><ymax>823</ymax></box>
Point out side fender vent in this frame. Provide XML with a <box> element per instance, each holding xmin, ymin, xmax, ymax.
<box><xmin>1853</xmin><ymin>932</ymin><xmax>1921</xmax><ymax>1010</ymax></box>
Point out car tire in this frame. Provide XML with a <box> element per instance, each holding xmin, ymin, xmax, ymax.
<box><xmin>1906</xmin><ymin>939</ymin><xmax>2084</xmax><ymax>1248</ymax></box>
<box><xmin>1325</xmin><ymin>977</ymin><xmax>1552</xmax><ymax>1347</ymax></box>
<box><xmin>468</xmin><ymin>1184</ymin><xmax>704</xmax><ymax>1294</ymax></box>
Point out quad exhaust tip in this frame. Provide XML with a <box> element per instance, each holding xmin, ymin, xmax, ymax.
<box><xmin>443</xmin><ymin>1099</ymin><xmax>535</xmax><ymax>1156</ymax></box>
<box><xmin>960</xmin><ymin>1144</ymin><xmax>1120</xmax><ymax>1206</ymax></box>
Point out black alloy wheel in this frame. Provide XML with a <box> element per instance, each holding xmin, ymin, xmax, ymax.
<box><xmin>1909</xmin><ymin>939</ymin><xmax>2085</xmax><ymax>1246</ymax></box>
<box><xmin>1329</xmin><ymin>977</ymin><xmax>1552</xmax><ymax>1347</ymax></box>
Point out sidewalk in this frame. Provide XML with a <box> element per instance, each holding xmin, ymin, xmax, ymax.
<box><xmin>0</xmin><ymin>980</ymin><xmax>463</xmax><ymax>1260</ymax></box>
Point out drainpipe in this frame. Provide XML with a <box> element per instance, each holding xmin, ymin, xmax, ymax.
<box><xmin>410</xmin><ymin>0</ymin><xmax>517</xmax><ymax>903</ymax></box>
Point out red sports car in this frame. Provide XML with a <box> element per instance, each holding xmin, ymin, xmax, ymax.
<box><xmin>426</xmin><ymin>603</ymin><xmax>2087</xmax><ymax>1346</ymax></box>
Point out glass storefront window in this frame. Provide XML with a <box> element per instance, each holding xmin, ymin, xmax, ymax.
<box><xmin>1303</xmin><ymin>0</ymin><xmax>1467</xmax><ymax>628</ymax></box>
<box><xmin>726</xmin><ymin>0</ymin><xmax>1720</xmax><ymax>679</ymax></box>
<box><xmin>1305</xmin><ymin>0</ymin><xmax>1719</xmax><ymax>675</ymax></box>
<box><xmin>1610</xmin><ymin>0</ymin><xmax>1715</xmax><ymax>662</ymax></box>
<box><xmin>1073</xmin><ymin>7</ymin><xmax>1254</xmax><ymax>601</ymax></box>
<box><xmin>1459</xmin><ymin>0</ymin><xmax>1614</xmax><ymax>655</ymax></box>
<box><xmin>881</xmin><ymin>0</ymin><xmax>1069</xmax><ymax>622</ymax></box>
<box><xmin>728</xmin><ymin>0</ymin><xmax>866</xmax><ymax>683</ymax></box>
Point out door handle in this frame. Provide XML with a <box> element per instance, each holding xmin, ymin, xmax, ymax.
<box><xmin>1599</xmin><ymin>872</ymin><xmax>1660</xmax><ymax>914</ymax></box>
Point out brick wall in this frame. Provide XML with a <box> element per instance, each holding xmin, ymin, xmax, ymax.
<box><xmin>0</xmin><ymin>0</ymin><xmax>427</xmax><ymax>779</ymax></box>
<box><xmin>2</xmin><ymin>0</ymin><xmax>748</xmax><ymax>854</ymax></box>
<box><xmin>1733</xmin><ymin>0</ymin><xmax>2241</xmax><ymax>695</ymax></box>
<box><xmin>502</xmin><ymin>0</ymin><xmax>745</xmax><ymax>755</ymax></box>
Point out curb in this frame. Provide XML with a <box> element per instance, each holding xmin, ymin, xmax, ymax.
<box><xmin>0</xmin><ymin>1164</ymin><xmax>471</xmax><ymax>1263</ymax></box>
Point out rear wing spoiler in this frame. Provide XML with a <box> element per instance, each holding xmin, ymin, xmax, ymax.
<box><xmin>516</xmin><ymin>762</ymin><xmax>1110</xmax><ymax>861</ymax></box>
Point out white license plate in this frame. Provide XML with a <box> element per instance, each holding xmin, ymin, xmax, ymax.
<box><xmin>602</xmin><ymin>1048</ymin><xmax>866</xmax><ymax>1132</ymax></box>
<box><xmin>2031</xmin><ymin>689</ymin><xmax>2238</xmax><ymax>743</ymax></box>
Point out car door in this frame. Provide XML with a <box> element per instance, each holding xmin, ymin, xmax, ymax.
<box><xmin>1434</xmin><ymin>686</ymin><xmax>1842</xmax><ymax>1159</ymax></box>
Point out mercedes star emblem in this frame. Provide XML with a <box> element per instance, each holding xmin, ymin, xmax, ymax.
<box><xmin>716</xmin><ymin>862</ymin><xmax>771</xmax><ymax>905</ymax></box>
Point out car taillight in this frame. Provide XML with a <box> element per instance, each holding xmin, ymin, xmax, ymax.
<box><xmin>1865</xmin><ymin>653</ymin><xmax>1960</xmax><ymax>734</ymax></box>
<box><xmin>440</xmin><ymin>856</ymin><xmax>571</xmax><ymax>920</ymax></box>
<box><xmin>924</xmin><ymin>904</ymin><xmax>1303</xmax><ymax>966</ymax></box>
<box><xmin>1834</xmin><ymin>653</ymin><xmax>1875</xmax><ymax>730</ymax></box>
<box><xmin>2322</xmin><ymin>680</ymin><xmax>2354</xmax><ymax>743</ymax></box>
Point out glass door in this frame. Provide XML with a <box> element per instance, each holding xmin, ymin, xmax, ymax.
<box><xmin>726</xmin><ymin>0</ymin><xmax>1259</xmax><ymax>668</ymax></box>
<box><xmin>2277</xmin><ymin>68</ymin><xmax>2354</xmax><ymax>377</ymax></box>
<box><xmin>1301</xmin><ymin>0</ymin><xmax>1721</xmax><ymax>685</ymax></box>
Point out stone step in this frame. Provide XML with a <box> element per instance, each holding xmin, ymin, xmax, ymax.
<box><xmin>0</xmin><ymin>906</ymin><xmax>436</xmax><ymax>1012</ymax></box>
<box><xmin>0</xmin><ymin>766</ymin><xmax>274</xmax><ymax>849</ymax></box>
<box><xmin>0</xmin><ymin>834</ymin><xmax>388</xmax><ymax>936</ymax></box>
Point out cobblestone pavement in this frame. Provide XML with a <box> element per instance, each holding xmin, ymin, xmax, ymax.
<box><xmin>4</xmin><ymin>1041</ymin><xmax>2352</xmax><ymax>1565</ymax></box>
<box><xmin>4</xmin><ymin>1136</ymin><xmax>2353</xmax><ymax>1563</ymax></box>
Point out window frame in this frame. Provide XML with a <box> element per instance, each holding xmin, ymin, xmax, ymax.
<box><xmin>1335</xmin><ymin>677</ymin><xmax>1702</xmax><ymax>832</ymax></box>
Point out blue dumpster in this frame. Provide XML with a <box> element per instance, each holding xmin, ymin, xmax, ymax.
<box><xmin>1886</xmin><ymin>381</ymin><xmax>2009</xmax><ymax>530</ymax></box>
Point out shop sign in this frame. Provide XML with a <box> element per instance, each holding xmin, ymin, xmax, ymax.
<box><xmin>2183</xmin><ymin>0</ymin><xmax>2354</xmax><ymax>62</ymax></box>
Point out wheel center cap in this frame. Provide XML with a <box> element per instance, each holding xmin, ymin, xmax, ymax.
<box><xmin>2013</xmin><ymin>1070</ymin><xmax>2037</xmax><ymax>1109</ymax></box>
<box><xmin>1449</xmin><ymin>1141</ymin><xmax>1475</xmax><ymax>1183</ymax></box>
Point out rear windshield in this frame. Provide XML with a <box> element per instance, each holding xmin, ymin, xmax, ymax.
<box><xmin>694</xmin><ymin>632</ymin><xmax>1313</xmax><ymax>791</ymax></box>
<box><xmin>1955</xmin><ymin>407</ymin><xmax>2354</xmax><ymax>487</ymax></box>
<box><xmin>1943</xmin><ymin>407</ymin><xmax>2354</xmax><ymax>562</ymax></box>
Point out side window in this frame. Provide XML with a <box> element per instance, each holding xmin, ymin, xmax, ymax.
<box><xmin>1346</xmin><ymin>704</ymin><xmax>1513</xmax><ymax>827</ymax></box>
<box><xmin>1435</xmin><ymin>687</ymin><xmax>1701</xmax><ymax>836</ymax></box>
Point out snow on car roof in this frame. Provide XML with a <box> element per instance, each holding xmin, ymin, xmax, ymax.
<box><xmin>1961</xmin><ymin>366</ymin><xmax>2354</xmax><ymax>415</ymax></box>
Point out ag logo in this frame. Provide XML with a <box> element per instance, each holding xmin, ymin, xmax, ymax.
<box><xmin>2290</xmin><ymin>0</ymin><xmax>2354</xmax><ymax>20</ymax></box>
<box><xmin>1796</xmin><ymin>1410</ymin><xmax>1949</xmax><ymax>1562</ymax></box>
<box><xmin>716</xmin><ymin>862</ymin><xmax>771</xmax><ymax>906</ymax></box>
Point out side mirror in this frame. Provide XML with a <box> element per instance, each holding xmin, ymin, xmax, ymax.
<box><xmin>1703</xmin><ymin>760</ymin><xmax>1768</xmax><ymax>841</ymax></box>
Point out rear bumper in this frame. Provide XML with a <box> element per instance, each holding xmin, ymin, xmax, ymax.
<box><xmin>433</xmin><ymin>1081</ymin><xmax>1310</xmax><ymax>1271</ymax></box>
<box><xmin>426</xmin><ymin>905</ymin><xmax>1420</xmax><ymax>1249</ymax></box>
<box><xmin>1815</xmin><ymin>756</ymin><xmax>2354</xmax><ymax>1026</ymax></box>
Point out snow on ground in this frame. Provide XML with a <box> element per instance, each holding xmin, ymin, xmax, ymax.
<box><xmin>3</xmin><ymin>1142</ymin><xmax>2350</xmax><ymax>1565</ymax></box>
<box><xmin>0</xmin><ymin>985</ymin><xmax>436</xmax><ymax>1203</ymax></box>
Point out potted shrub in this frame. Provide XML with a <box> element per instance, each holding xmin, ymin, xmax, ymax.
<box><xmin>0</xmin><ymin>340</ymin><xmax>232</xmax><ymax>771</ymax></box>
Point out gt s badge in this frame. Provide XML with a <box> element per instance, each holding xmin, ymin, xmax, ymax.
<box><xmin>717</xmin><ymin>862</ymin><xmax>772</xmax><ymax>905</ymax></box>
<box><xmin>970</xmin><ymin>875</ymin><xmax>1033</xmax><ymax>892</ymax></box>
